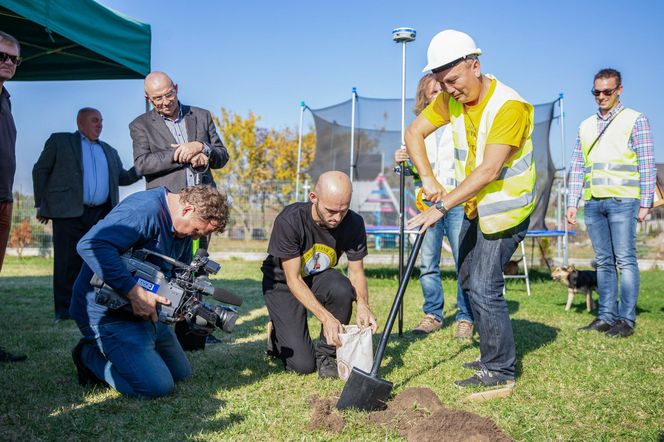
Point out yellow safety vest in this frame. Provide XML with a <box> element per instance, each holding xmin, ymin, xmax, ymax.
<box><xmin>580</xmin><ymin>108</ymin><xmax>641</xmax><ymax>200</ymax></box>
<box><xmin>448</xmin><ymin>76</ymin><xmax>536</xmax><ymax>234</ymax></box>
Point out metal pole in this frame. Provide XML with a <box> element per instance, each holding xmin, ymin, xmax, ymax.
<box><xmin>349</xmin><ymin>87</ymin><xmax>357</xmax><ymax>182</ymax></box>
<box><xmin>392</xmin><ymin>26</ymin><xmax>415</xmax><ymax>337</ymax></box>
<box><xmin>397</xmin><ymin>40</ymin><xmax>408</xmax><ymax>336</ymax></box>
<box><xmin>559</xmin><ymin>93</ymin><xmax>569</xmax><ymax>264</ymax></box>
<box><xmin>302</xmin><ymin>178</ymin><xmax>311</xmax><ymax>201</ymax></box>
<box><xmin>295</xmin><ymin>101</ymin><xmax>306</xmax><ymax>203</ymax></box>
<box><xmin>556</xmin><ymin>180</ymin><xmax>562</xmax><ymax>262</ymax></box>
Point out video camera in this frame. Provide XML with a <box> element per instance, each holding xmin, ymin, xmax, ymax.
<box><xmin>91</xmin><ymin>248</ymin><xmax>243</xmax><ymax>336</ymax></box>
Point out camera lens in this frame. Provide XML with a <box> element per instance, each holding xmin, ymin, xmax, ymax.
<box><xmin>214</xmin><ymin>305</ymin><xmax>239</xmax><ymax>333</ymax></box>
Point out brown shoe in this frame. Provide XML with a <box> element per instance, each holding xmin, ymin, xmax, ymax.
<box><xmin>454</xmin><ymin>320</ymin><xmax>474</xmax><ymax>339</ymax></box>
<box><xmin>412</xmin><ymin>314</ymin><xmax>442</xmax><ymax>334</ymax></box>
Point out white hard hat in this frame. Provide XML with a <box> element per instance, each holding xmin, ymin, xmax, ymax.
<box><xmin>422</xmin><ymin>29</ymin><xmax>482</xmax><ymax>73</ymax></box>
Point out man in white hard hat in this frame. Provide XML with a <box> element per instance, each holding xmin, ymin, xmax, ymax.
<box><xmin>568</xmin><ymin>68</ymin><xmax>655</xmax><ymax>338</ymax></box>
<box><xmin>406</xmin><ymin>29</ymin><xmax>536</xmax><ymax>389</ymax></box>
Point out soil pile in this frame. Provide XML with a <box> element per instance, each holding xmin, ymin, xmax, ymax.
<box><xmin>370</xmin><ymin>387</ymin><xmax>511</xmax><ymax>441</ymax></box>
<box><xmin>308</xmin><ymin>387</ymin><xmax>511</xmax><ymax>441</ymax></box>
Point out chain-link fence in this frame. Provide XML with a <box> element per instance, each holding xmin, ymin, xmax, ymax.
<box><xmin>6</xmin><ymin>181</ymin><xmax>664</xmax><ymax>263</ymax></box>
<box><xmin>6</xmin><ymin>193</ymin><xmax>52</xmax><ymax>258</ymax></box>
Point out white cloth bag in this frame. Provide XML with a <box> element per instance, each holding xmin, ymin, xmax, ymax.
<box><xmin>336</xmin><ymin>325</ymin><xmax>373</xmax><ymax>381</ymax></box>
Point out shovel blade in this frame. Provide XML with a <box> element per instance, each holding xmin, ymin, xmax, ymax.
<box><xmin>336</xmin><ymin>367</ymin><xmax>393</xmax><ymax>411</ymax></box>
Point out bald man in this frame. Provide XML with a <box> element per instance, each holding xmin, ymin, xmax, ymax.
<box><xmin>130</xmin><ymin>71</ymin><xmax>228</xmax><ymax>193</ymax></box>
<box><xmin>261</xmin><ymin>171</ymin><xmax>377</xmax><ymax>378</ymax></box>
<box><xmin>32</xmin><ymin>108</ymin><xmax>140</xmax><ymax>321</ymax></box>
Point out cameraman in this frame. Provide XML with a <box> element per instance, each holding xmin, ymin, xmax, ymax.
<box><xmin>69</xmin><ymin>185</ymin><xmax>229</xmax><ymax>398</ymax></box>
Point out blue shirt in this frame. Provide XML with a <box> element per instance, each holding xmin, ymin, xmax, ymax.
<box><xmin>70</xmin><ymin>187</ymin><xmax>192</xmax><ymax>325</ymax></box>
<box><xmin>80</xmin><ymin>134</ymin><xmax>110</xmax><ymax>206</ymax></box>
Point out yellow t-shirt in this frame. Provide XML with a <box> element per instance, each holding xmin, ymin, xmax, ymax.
<box><xmin>421</xmin><ymin>79</ymin><xmax>531</xmax><ymax>218</ymax></box>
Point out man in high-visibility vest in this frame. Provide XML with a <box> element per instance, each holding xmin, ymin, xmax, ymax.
<box><xmin>406</xmin><ymin>29</ymin><xmax>536</xmax><ymax>389</ymax></box>
<box><xmin>567</xmin><ymin>68</ymin><xmax>655</xmax><ymax>338</ymax></box>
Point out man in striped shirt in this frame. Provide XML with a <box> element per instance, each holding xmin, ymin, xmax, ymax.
<box><xmin>567</xmin><ymin>68</ymin><xmax>655</xmax><ymax>338</ymax></box>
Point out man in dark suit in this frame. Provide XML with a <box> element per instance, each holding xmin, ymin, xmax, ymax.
<box><xmin>32</xmin><ymin>107</ymin><xmax>140</xmax><ymax>321</ymax></box>
<box><xmin>130</xmin><ymin>71</ymin><xmax>228</xmax><ymax>192</ymax></box>
<box><xmin>130</xmin><ymin>71</ymin><xmax>229</xmax><ymax>349</ymax></box>
<box><xmin>0</xmin><ymin>30</ymin><xmax>27</xmax><ymax>362</ymax></box>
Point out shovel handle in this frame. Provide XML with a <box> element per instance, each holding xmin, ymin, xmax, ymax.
<box><xmin>370</xmin><ymin>232</ymin><xmax>425</xmax><ymax>377</ymax></box>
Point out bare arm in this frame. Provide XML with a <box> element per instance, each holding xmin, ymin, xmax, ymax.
<box><xmin>347</xmin><ymin>259</ymin><xmax>377</xmax><ymax>333</ymax></box>
<box><xmin>408</xmin><ymin>143</ymin><xmax>515</xmax><ymax>232</ymax></box>
<box><xmin>405</xmin><ymin>114</ymin><xmax>445</xmax><ymax>201</ymax></box>
<box><xmin>281</xmin><ymin>256</ymin><xmax>343</xmax><ymax>347</ymax></box>
<box><xmin>126</xmin><ymin>284</ymin><xmax>171</xmax><ymax>323</ymax></box>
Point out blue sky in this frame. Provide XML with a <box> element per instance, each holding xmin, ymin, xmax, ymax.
<box><xmin>8</xmin><ymin>0</ymin><xmax>664</xmax><ymax>196</ymax></box>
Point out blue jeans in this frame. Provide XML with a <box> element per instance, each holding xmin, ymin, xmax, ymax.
<box><xmin>458</xmin><ymin>216</ymin><xmax>529</xmax><ymax>379</ymax></box>
<box><xmin>584</xmin><ymin>197</ymin><xmax>640</xmax><ymax>327</ymax></box>
<box><xmin>419</xmin><ymin>205</ymin><xmax>473</xmax><ymax>323</ymax></box>
<box><xmin>76</xmin><ymin>318</ymin><xmax>192</xmax><ymax>398</ymax></box>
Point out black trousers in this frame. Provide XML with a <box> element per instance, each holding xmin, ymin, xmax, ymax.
<box><xmin>54</xmin><ymin>202</ymin><xmax>110</xmax><ymax>320</ymax></box>
<box><xmin>263</xmin><ymin>268</ymin><xmax>355</xmax><ymax>374</ymax></box>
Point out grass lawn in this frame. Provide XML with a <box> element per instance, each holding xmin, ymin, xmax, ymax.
<box><xmin>1</xmin><ymin>256</ymin><xmax>663</xmax><ymax>441</ymax></box>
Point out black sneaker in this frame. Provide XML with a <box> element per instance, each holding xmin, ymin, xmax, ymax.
<box><xmin>0</xmin><ymin>345</ymin><xmax>27</xmax><ymax>363</ymax></box>
<box><xmin>316</xmin><ymin>356</ymin><xmax>339</xmax><ymax>379</ymax></box>
<box><xmin>577</xmin><ymin>318</ymin><xmax>612</xmax><ymax>332</ymax></box>
<box><xmin>205</xmin><ymin>334</ymin><xmax>222</xmax><ymax>345</ymax></box>
<box><xmin>605</xmin><ymin>320</ymin><xmax>634</xmax><ymax>338</ymax></box>
<box><xmin>71</xmin><ymin>339</ymin><xmax>106</xmax><ymax>387</ymax></box>
<box><xmin>462</xmin><ymin>359</ymin><xmax>483</xmax><ymax>371</ymax></box>
<box><xmin>454</xmin><ymin>368</ymin><xmax>514</xmax><ymax>388</ymax></box>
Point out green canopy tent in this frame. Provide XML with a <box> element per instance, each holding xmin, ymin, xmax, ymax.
<box><xmin>0</xmin><ymin>0</ymin><xmax>150</xmax><ymax>80</ymax></box>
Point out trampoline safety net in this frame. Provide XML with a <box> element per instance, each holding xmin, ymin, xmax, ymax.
<box><xmin>308</xmin><ymin>95</ymin><xmax>557</xmax><ymax>230</ymax></box>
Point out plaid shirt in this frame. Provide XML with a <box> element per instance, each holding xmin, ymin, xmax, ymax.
<box><xmin>568</xmin><ymin>102</ymin><xmax>656</xmax><ymax>208</ymax></box>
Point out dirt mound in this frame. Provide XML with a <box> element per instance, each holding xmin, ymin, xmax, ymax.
<box><xmin>308</xmin><ymin>395</ymin><xmax>345</xmax><ymax>433</ymax></box>
<box><xmin>405</xmin><ymin>408</ymin><xmax>511</xmax><ymax>442</ymax></box>
<box><xmin>369</xmin><ymin>387</ymin><xmax>511</xmax><ymax>442</ymax></box>
<box><xmin>368</xmin><ymin>387</ymin><xmax>444</xmax><ymax>433</ymax></box>
<box><xmin>307</xmin><ymin>388</ymin><xmax>511</xmax><ymax>441</ymax></box>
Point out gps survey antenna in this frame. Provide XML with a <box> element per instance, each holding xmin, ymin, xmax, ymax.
<box><xmin>392</xmin><ymin>26</ymin><xmax>416</xmax><ymax>336</ymax></box>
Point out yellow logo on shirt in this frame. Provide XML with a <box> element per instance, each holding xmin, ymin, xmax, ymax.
<box><xmin>301</xmin><ymin>244</ymin><xmax>337</xmax><ymax>276</ymax></box>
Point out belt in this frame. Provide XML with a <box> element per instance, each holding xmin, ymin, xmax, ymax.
<box><xmin>84</xmin><ymin>202</ymin><xmax>109</xmax><ymax>208</ymax></box>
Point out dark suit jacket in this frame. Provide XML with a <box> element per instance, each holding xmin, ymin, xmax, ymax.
<box><xmin>32</xmin><ymin>131</ymin><xmax>140</xmax><ymax>219</ymax></box>
<box><xmin>129</xmin><ymin>104</ymin><xmax>229</xmax><ymax>192</ymax></box>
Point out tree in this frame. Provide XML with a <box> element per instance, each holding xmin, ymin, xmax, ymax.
<box><xmin>10</xmin><ymin>218</ymin><xmax>32</xmax><ymax>258</ymax></box>
<box><xmin>212</xmin><ymin>108</ymin><xmax>315</xmax><ymax>238</ymax></box>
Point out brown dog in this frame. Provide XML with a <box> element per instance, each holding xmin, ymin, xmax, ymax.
<box><xmin>551</xmin><ymin>265</ymin><xmax>597</xmax><ymax>312</ymax></box>
<box><xmin>504</xmin><ymin>256</ymin><xmax>523</xmax><ymax>276</ymax></box>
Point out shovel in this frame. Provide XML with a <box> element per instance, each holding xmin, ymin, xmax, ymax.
<box><xmin>336</xmin><ymin>232</ymin><xmax>425</xmax><ymax>411</ymax></box>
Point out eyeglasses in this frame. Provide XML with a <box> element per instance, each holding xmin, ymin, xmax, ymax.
<box><xmin>0</xmin><ymin>51</ymin><xmax>21</xmax><ymax>66</ymax></box>
<box><xmin>149</xmin><ymin>89</ymin><xmax>177</xmax><ymax>104</ymax></box>
<box><xmin>591</xmin><ymin>87</ymin><xmax>619</xmax><ymax>97</ymax></box>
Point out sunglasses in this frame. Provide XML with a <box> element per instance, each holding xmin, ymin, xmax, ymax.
<box><xmin>591</xmin><ymin>86</ymin><xmax>619</xmax><ymax>97</ymax></box>
<box><xmin>0</xmin><ymin>51</ymin><xmax>21</xmax><ymax>66</ymax></box>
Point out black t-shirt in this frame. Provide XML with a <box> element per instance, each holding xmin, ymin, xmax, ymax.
<box><xmin>261</xmin><ymin>202</ymin><xmax>367</xmax><ymax>282</ymax></box>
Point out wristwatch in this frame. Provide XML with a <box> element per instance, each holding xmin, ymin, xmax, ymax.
<box><xmin>434</xmin><ymin>200</ymin><xmax>448</xmax><ymax>215</ymax></box>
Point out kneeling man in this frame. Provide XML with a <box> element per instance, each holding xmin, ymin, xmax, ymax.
<box><xmin>70</xmin><ymin>185</ymin><xmax>229</xmax><ymax>398</ymax></box>
<box><xmin>262</xmin><ymin>171</ymin><xmax>377</xmax><ymax>378</ymax></box>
